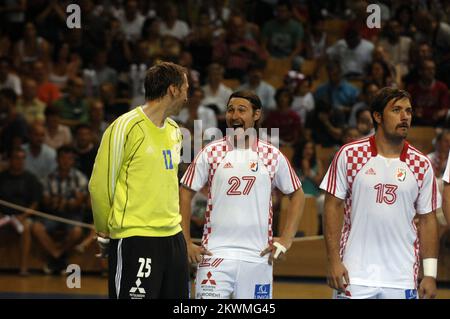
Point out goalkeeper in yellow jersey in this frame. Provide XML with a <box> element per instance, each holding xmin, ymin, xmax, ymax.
<box><xmin>89</xmin><ymin>62</ymin><xmax>189</xmax><ymax>299</ymax></box>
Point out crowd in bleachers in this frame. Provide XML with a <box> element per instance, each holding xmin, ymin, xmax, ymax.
<box><xmin>0</xmin><ymin>0</ymin><xmax>450</xmax><ymax>275</ymax></box>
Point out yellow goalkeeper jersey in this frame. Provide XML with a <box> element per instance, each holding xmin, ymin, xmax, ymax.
<box><xmin>89</xmin><ymin>107</ymin><xmax>183</xmax><ymax>239</ymax></box>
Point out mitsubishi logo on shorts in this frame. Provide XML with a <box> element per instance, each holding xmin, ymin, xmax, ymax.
<box><xmin>130</xmin><ymin>278</ymin><xmax>146</xmax><ymax>294</ymax></box>
<box><xmin>201</xmin><ymin>271</ymin><xmax>217</xmax><ymax>285</ymax></box>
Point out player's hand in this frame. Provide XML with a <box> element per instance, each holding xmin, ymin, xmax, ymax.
<box><xmin>187</xmin><ymin>242</ymin><xmax>212</xmax><ymax>264</ymax></box>
<box><xmin>96</xmin><ymin>233</ymin><xmax>110</xmax><ymax>258</ymax></box>
<box><xmin>327</xmin><ymin>260</ymin><xmax>350</xmax><ymax>293</ymax></box>
<box><xmin>260</xmin><ymin>237</ymin><xmax>292</xmax><ymax>265</ymax></box>
<box><xmin>419</xmin><ymin>277</ymin><xmax>437</xmax><ymax>299</ymax></box>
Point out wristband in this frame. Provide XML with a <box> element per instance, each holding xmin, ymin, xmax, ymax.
<box><xmin>423</xmin><ymin>258</ymin><xmax>438</xmax><ymax>278</ymax></box>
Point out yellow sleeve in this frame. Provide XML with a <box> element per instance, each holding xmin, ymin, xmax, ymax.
<box><xmin>89</xmin><ymin>120</ymin><xmax>125</xmax><ymax>234</ymax></box>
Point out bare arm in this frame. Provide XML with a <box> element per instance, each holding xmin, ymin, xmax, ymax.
<box><xmin>179</xmin><ymin>185</ymin><xmax>195</xmax><ymax>244</ymax></box>
<box><xmin>323</xmin><ymin>192</ymin><xmax>349</xmax><ymax>292</ymax></box>
<box><xmin>443</xmin><ymin>182</ymin><xmax>450</xmax><ymax>225</ymax></box>
<box><xmin>279</xmin><ymin>188</ymin><xmax>305</xmax><ymax>245</ymax></box>
<box><xmin>179</xmin><ymin>185</ymin><xmax>211</xmax><ymax>264</ymax></box>
<box><xmin>418</xmin><ymin>211</ymin><xmax>439</xmax><ymax>299</ymax></box>
<box><xmin>261</xmin><ymin>188</ymin><xmax>305</xmax><ymax>265</ymax></box>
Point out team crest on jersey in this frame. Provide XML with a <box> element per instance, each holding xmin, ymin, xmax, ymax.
<box><xmin>249</xmin><ymin>160</ymin><xmax>258</xmax><ymax>172</ymax></box>
<box><xmin>396</xmin><ymin>168</ymin><xmax>406</xmax><ymax>182</ymax></box>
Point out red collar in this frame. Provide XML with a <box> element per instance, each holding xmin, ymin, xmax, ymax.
<box><xmin>369</xmin><ymin>135</ymin><xmax>409</xmax><ymax>162</ymax></box>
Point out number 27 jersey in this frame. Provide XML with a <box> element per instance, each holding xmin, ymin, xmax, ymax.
<box><xmin>320</xmin><ymin>136</ymin><xmax>440</xmax><ymax>289</ymax></box>
<box><xmin>181</xmin><ymin>137</ymin><xmax>301</xmax><ymax>263</ymax></box>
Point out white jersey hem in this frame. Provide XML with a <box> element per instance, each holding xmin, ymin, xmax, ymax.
<box><xmin>350</xmin><ymin>278</ymin><xmax>415</xmax><ymax>290</ymax></box>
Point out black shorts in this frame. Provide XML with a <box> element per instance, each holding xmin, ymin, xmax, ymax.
<box><xmin>108</xmin><ymin>232</ymin><xmax>189</xmax><ymax>299</ymax></box>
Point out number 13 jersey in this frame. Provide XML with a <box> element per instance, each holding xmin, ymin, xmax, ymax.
<box><xmin>320</xmin><ymin>136</ymin><xmax>441</xmax><ymax>289</ymax></box>
<box><xmin>181</xmin><ymin>137</ymin><xmax>301</xmax><ymax>263</ymax></box>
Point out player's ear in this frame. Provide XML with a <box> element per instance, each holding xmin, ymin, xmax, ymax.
<box><xmin>253</xmin><ymin>109</ymin><xmax>261</xmax><ymax>122</ymax></box>
<box><xmin>168</xmin><ymin>84</ymin><xmax>177</xmax><ymax>97</ymax></box>
<box><xmin>373</xmin><ymin>111</ymin><xmax>382</xmax><ymax>126</ymax></box>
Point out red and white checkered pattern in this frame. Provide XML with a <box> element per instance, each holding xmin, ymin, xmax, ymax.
<box><xmin>405</xmin><ymin>147</ymin><xmax>429</xmax><ymax>189</ymax></box>
<box><xmin>202</xmin><ymin>192</ymin><xmax>213</xmax><ymax>247</ymax></box>
<box><xmin>256</xmin><ymin>141</ymin><xmax>281</xmax><ymax>181</ymax></box>
<box><xmin>206</xmin><ymin>141</ymin><xmax>229</xmax><ymax>184</ymax></box>
<box><xmin>345</xmin><ymin>144</ymin><xmax>372</xmax><ymax>186</ymax></box>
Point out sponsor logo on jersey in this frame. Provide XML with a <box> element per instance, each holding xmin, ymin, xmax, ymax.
<box><xmin>365</xmin><ymin>168</ymin><xmax>377</xmax><ymax>175</ymax></box>
<box><xmin>201</xmin><ymin>271</ymin><xmax>217</xmax><ymax>285</ymax></box>
<box><xmin>254</xmin><ymin>284</ymin><xmax>270</xmax><ymax>299</ymax></box>
<box><xmin>223</xmin><ymin>162</ymin><xmax>233</xmax><ymax>168</ymax></box>
<box><xmin>396</xmin><ymin>168</ymin><xmax>406</xmax><ymax>182</ymax></box>
<box><xmin>405</xmin><ymin>289</ymin><xmax>417</xmax><ymax>299</ymax></box>
<box><xmin>129</xmin><ymin>278</ymin><xmax>146</xmax><ymax>299</ymax></box>
<box><xmin>249</xmin><ymin>160</ymin><xmax>258</xmax><ymax>172</ymax></box>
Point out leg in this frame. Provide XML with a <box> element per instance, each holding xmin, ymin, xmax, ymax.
<box><xmin>234</xmin><ymin>260</ymin><xmax>272</xmax><ymax>299</ymax></box>
<box><xmin>19</xmin><ymin>218</ymin><xmax>32</xmax><ymax>275</ymax></box>
<box><xmin>195</xmin><ymin>258</ymin><xmax>235</xmax><ymax>299</ymax></box>
<box><xmin>31</xmin><ymin>221</ymin><xmax>61</xmax><ymax>258</ymax></box>
<box><xmin>61</xmin><ymin>226</ymin><xmax>83</xmax><ymax>252</ymax></box>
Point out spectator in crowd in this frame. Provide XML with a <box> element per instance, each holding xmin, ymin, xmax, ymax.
<box><xmin>213</xmin><ymin>13</ymin><xmax>266</xmax><ymax>81</ymax></box>
<box><xmin>179</xmin><ymin>51</ymin><xmax>200</xmax><ymax>87</ymax></box>
<box><xmin>0</xmin><ymin>88</ymin><xmax>28</xmax><ymax>158</ymax></box>
<box><xmin>201</xmin><ymin>63</ymin><xmax>233</xmax><ymax>113</ymax></box>
<box><xmin>160</xmin><ymin>3</ymin><xmax>190</xmax><ymax>41</ymax></box>
<box><xmin>0</xmin><ymin>148</ymin><xmax>42</xmax><ymax>276</ymax></box>
<box><xmin>32</xmin><ymin>146</ymin><xmax>86</xmax><ymax>274</ymax></box>
<box><xmin>403</xmin><ymin>42</ymin><xmax>433</xmax><ymax>87</ymax></box>
<box><xmin>12</xmin><ymin>21</ymin><xmax>50</xmax><ymax>72</ymax></box>
<box><xmin>176</xmin><ymin>87</ymin><xmax>217</xmax><ymax>137</ymax></box>
<box><xmin>84</xmin><ymin>50</ymin><xmax>118</xmax><ymax>97</ymax></box>
<box><xmin>289</xmin><ymin>72</ymin><xmax>315</xmax><ymax>127</ymax></box>
<box><xmin>105</xmin><ymin>17</ymin><xmax>132</xmax><ymax>73</ymax></box>
<box><xmin>407</xmin><ymin>59</ymin><xmax>449</xmax><ymax>126</ymax></box>
<box><xmin>314</xmin><ymin>61</ymin><xmax>359</xmax><ymax>121</ymax></box>
<box><xmin>238</xmin><ymin>62</ymin><xmax>276</xmax><ymax>111</ymax></box>
<box><xmin>140</xmin><ymin>17</ymin><xmax>163</xmax><ymax>63</ymax></box>
<box><xmin>305</xmin><ymin>18</ymin><xmax>328</xmax><ymax>60</ymax></box>
<box><xmin>32</xmin><ymin>60</ymin><xmax>60</xmax><ymax>106</ymax></box>
<box><xmin>348</xmin><ymin>81</ymin><xmax>379</xmax><ymax>127</ymax></box>
<box><xmin>326</xmin><ymin>28</ymin><xmax>374</xmax><ymax>79</ymax></box>
<box><xmin>355</xmin><ymin>107</ymin><xmax>375</xmax><ymax>138</ymax></box>
<box><xmin>394</xmin><ymin>4</ymin><xmax>416</xmax><ymax>38</ymax></box>
<box><xmin>88</xmin><ymin>99</ymin><xmax>108</xmax><ymax>145</ymax></box>
<box><xmin>73</xmin><ymin>124</ymin><xmax>98</xmax><ymax>179</ymax></box>
<box><xmin>116</xmin><ymin>0</ymin><xmax>146</xmax><ymax>43</ymax></box>
<box><xmin>53</xmin><ymin>77</ymin><xmax>90</xmax><ymax>127</ymax></box>
<box><xmin>264</xmin><ymin>88</ymin><xmax>302</xmax><ymax>146</ymax></box>
<box><xmin>305</xmin><ymin>99</ymin><xmax>344</xmax><ymax>147</ymax></box>
<box><xmin>261</xmin><ymin>1</ymin><xmax>304</xmax><ymax>61</ymax></box>
<box><xmin>428</xmin><ymin>130</ymin><xmax>450</xmax><ymax>179</ymax></box>
<box><xmin>341</xmin><ymin>126</ymin><xmax>361</xmax><ymax>145</ymax></box>
<box><xmin>294</xmin><ymin>140</ymin><xmax>324</xmax><ymax>197</ymax></box>
<box><xmin>0</xmin><ymin>57</ymin><xmax>22</xmax><ymax>96</ymax></box>
<box><xmin>43</xmin><ymin>106</ymin><xmax>72</xmax><ymax>150</ymax></box>
<box><xmin>99</xmin><ymin>82</ymin><xmax>130</xmax><ymax>122</ymax></box>
<box><xmin>23</xmin><ymin>123</ymin><xmax>57</xmax><ymax>183</ymax></box>
<box><xmin>16</xmin><ymin>77</ymin><xmax>45</xmax><ymax>125</ymax></box>
<box><xmin>377</xmin><ymin>19</ymin><xmax>412</xmax><ymax>78</ymax></box>
<box><xmin>48</xmin><ymin>42</ymin><xmax>81</xmax><ymax>90</ymax></box>
<box><xmin>366</xmin><ymin>60</ymin><xmax>396</xmax><ymax>89</ymax></box>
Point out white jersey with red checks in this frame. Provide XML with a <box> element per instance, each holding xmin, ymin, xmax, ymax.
<box><xmin>320</xmin><ymin>136</ymin><xmax>441</xmax><ymax>289</ymax></box>
<box><xmin>442</xmin><ymin>150</ymin><xmax>450</xmax><ymax>183</ymax></box>
<box><xmin>181</xmin><ymin>137</ymin><xmax>301</xmax><ymax>263</ymax></box>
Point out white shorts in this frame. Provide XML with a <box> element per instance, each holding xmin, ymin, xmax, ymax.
<box><xmin>195</xmin><ymin>258</ymin><xmax>272</xmax><ymax>299</ymax></box>
<box><xmin>333</xmin><ymin>285</ymin><xmax>418</xmax><ymax>299</ymax></box>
